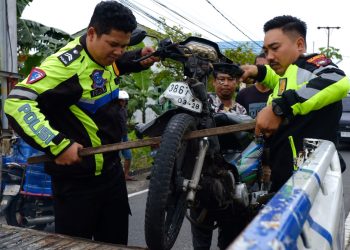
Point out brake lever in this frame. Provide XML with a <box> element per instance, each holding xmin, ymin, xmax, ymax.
<box><xmin>133</xmin><ymin>52</ymin><xmax>156</xmax><ymax>63</ymax></box>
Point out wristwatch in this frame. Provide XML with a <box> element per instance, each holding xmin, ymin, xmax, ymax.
<box><xmin>272</xmin><ymin>101</ymin><xmax>284</xmax><ymax>116</ymax></box>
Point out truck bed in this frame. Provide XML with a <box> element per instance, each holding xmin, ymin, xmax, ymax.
<box><xmin>0</xmin><ymin>224</ymin><xmax>146</xmax><ymax>249</ymax></box>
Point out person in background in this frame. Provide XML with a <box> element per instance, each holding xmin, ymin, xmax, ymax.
<box><xmin>240</xmin><ymin>15</ymin><xmax>350</xmax><ymax>192</ymax></box>
<box><xmin>4</xmin><ymin>1</ymin><xmax>158</xmax><ymax>245</ymax></box>
<box><xmin>208</xmin><ymin>63</ymin><xmax>247</xmax><ymax>115</ymax></box>
<box><xmin>191</xmin><ymin>63</ymin><xmax>250</xmax><ymax>250</ymax></box>
<box><xmin>118</xmin><ymin>90</ymin><xmax>136</xmax><ymax>181</ymax></box>
<box><xmin>236</xmin><ymin>53</ymin><xmax>272</xmax><ymax>119</ymax></box>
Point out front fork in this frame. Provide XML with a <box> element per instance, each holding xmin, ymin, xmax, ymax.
<box><xmin>184</xmin><ymin>137</ymin><xmax>209</xmax><ymax>205</ymax></box>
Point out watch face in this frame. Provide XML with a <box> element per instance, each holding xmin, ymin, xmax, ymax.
<box><xmin>273</xmin><ymin>102</ymin><xmax>283</xmax><ymax>116</ymax></box>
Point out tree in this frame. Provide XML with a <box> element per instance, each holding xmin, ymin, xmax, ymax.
<box><xmin>150</xmin><ymin>18</ymin><xmax>201</xmax><ymax>91</ymax></box>
<box><xmin>120</xmin><ymin>19</ymin><xmax>201</xmax><ymax>124</ymax></box>
<box><xmin>223</xmin><ymin>42</ymin><xmax>256</xmax><ymax>65</ymax></box>
<box><xmin>120</xmin><ymin>67</ymin><xmax>159</xmax><ymax>124</ymax></box>
<box><xmin>17</xmin><ymin>0</ymin><xmax>73</xmax><ymax>75</ymax></box>
<box><xmin>319</xmin><ymin>46</ymin><xmax>343</xmax><ymax>63</ymax></box>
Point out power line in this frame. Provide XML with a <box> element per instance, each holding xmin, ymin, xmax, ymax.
<box><xmin>151</xmin><ymin>0</ymin><xmax>238</xmax><ymax>49</ymax></box>
<box><xmin>119</xmin><ymin>0</ymin><xmax>186</xmax><ymax>36</ymax></box>
<box><xmin>140</xmin><ymin>0</ymin><xmax>195</xmax><ymax>31</ymax></box>
<box><xmin>124</xmin><ymin>0</ymin><xmax>238</xmax><ymax>49</ymax></box>
<box><xmin>127</xmin><ymin>0</ymin><xmax>194</xmax><ymax>33</ymax></box>
<box><xmin>121</xmin><ymin>0</ymin><xmax>254</xmax><ymax>51</ymax></box>
<box><xmin>205</xmin><ymin>0</ymin><xmax>261</xmax><ymax>48</ymax></box>
<box><xmin>154</xmin><ymin>0</ymin><xmax>243</xmax><ymax>47</ymax></box>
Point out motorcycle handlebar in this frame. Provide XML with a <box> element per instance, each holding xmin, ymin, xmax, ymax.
<box><xmin>133</xmin><ymin>40</ymin><xmax>186</xmax><ymax>63</ymax></box>
<box><xmin>133</xmin><ymin>53</ymin><xmax>156</xmax><ymax>63</ymax></box>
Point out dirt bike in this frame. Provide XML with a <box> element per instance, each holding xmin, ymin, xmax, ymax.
<box><xmin>133</xmin><ymin>31</ymin><xmax>271</xmax><ymax>250</ymax></box>
<box><xmin>0</xmin><ymin>135</ymin><xmax>54</xmax><ymax>230</ymax></box>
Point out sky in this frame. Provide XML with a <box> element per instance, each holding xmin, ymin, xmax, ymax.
<box><xmin>21</xmin><ymin>0</ymin><xmax>350</xmax><ymax>75</ymax></box>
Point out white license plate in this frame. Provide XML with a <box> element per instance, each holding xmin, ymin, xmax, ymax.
<box><xmin>340</xmin><ymin>131</ymin><xmax>350</xmax><ymax>138</ymax></box>
<box><xmin>3</xmin><ymin>184</ymin><xmax>21</xmax><ymax>196</ymax></box>
<box><xmin>160</xmin><ymin>82</ymin><xmax>202</xmax><ymax>113</ymax></box>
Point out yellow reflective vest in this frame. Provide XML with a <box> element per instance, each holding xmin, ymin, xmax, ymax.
<box><xmin>258</xmin><ymin>54</ymin><xmax>350</xmax><ymax>118</ymax></box>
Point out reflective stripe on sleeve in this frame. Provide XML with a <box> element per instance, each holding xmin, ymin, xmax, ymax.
<box><xmin>8</xmin><ymin>87</ymin><xmax>38</xmax><ymax>100</ymax></box>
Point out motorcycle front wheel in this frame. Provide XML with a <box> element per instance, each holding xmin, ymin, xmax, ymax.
<box><xmin>145</xmin><ymin>113</ymin><xmax>198</xmax><ymax>250</ymax></box>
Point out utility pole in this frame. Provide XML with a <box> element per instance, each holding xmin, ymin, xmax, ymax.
<box><xmin>0</xmin><ymin>0</ymin><xmax>18</xmax><ymax>130</ymax></box>
<box><xmin>0</xmin><ymin>0</ymin><xmax>18</xmax><ymax>198</ymax></box>
<box><xmin>317</xmin><ymin>26</ymin><xmax>341</xmax><ymax>51</ymax></box>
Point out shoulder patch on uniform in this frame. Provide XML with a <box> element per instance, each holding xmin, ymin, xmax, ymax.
<box><xmin>58</xmin><ymin>45</ymin><xmax>83</xmax><ymax>66</ymax></box>
<box><xmin>27</xmin><ymin>68</ymin><xmax>46</xmax><ymax>84</ymax></box>
<box><xmin>307</xmin><ymin>54</ymin><xmax>332</xmax><ymax>67</ymax></box>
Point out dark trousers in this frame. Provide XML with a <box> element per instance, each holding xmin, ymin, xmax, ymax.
<box><xmin>190</xmin><ymin>205</ymin><xmax>250</xmax><ymax>250</ymax></box>
<box><xmin>268</xmin><ymin>102</ymin><xmax>342</xmax><ymax>192</ymax></box>
<box><xmin>52</xmin><ymin>166</ymin><xmax>130</xmax><ymax>244</ymax></box>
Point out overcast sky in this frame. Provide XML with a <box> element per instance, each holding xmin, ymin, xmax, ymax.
<box><xmin>22</xmin><ymin>0</ymin><xmax>350</xmax><ymax>74</ymax></box>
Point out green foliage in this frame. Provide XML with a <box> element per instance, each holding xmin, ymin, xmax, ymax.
<box><xmin>129</xmin><ymin>70</ymin><xmax>159</xmax><ymax>123</ymax></box>
<box><xmin>17</xmin><ymin>0</ymin><xmax>73</xmax><ymax>75</ymax></box>
<box><xmin>127</xmin><ymin>131</ymin><xmax>153</xmax><ymax>171</ymax></box>
<box><xmin>120</xmin><ymin>19</ymin><xmax>202</xmax><ymax>124</ymax></box>
<box><xmin>319</xmin><ymin>46</ymin><xmax>343</xmax><ymax>61</ymax></box>
<box><xmin>18</xmin><ymin>54</ymin><xmax>42</xmax><ymax>75</ymax></box>
<box><xmin>18</xmin><ymin>19</ymin><xmax>72</xmax><ymax>55</ymax></box>
<box><xmin>16</xmin><ymin>0</ymin><xmax>32</xmax><ymax>16</ymax></box>
<box><xmin>150</xmin><ymin>18</ymin><xmax>201</xmax><ymax>92</ymax></box>
<box><xmin>119</xmin><ymin>58</ymin><xmax>159</xmax><ymax>124</ymax></box>
<box><xmin>206</xmin><ymin>43</ymin><xmax>257</xmax><ymax>91</ymax></box>
<box><xmin>223</xmin><ymin>42</ymin><xmax>256</xmax><ymax>65</ymax></box>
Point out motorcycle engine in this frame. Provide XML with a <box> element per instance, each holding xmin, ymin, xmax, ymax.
<box><xmin>196</xmin><ymin>170</ymin><xmax>236</xmax><ymax>210</ymax></box>
<box><xmin>196</xmin><ymin>170</ymin><xmax>250</xmax><ymax>210</ymax></box>
<box><xmin>196</xmin><ymin>177</ymin><xmax>225</xmax><ymax>209</ymax></box>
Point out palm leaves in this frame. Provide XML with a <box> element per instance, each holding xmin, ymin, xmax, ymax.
<box><xmin>121</xmin><ymin>69</ymin><xmax>161</xmax><ymax>124</ymax></box>
<box><xmin>17</xmin><ymin>0</ymin><xmax>73</xmax><ymax>75</ymax></box>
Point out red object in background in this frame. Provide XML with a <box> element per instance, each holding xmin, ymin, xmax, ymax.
<box><xmin>7</xmin><ymin>76</ymin><xmax>18</xmax><ymax>92</ymax></box>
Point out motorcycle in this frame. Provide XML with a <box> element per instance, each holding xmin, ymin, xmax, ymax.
<box><xmin>0</xmin><ymin>135</ymin><xmax>54</xmax><ymax>230</ymax></box>
<box><xmin>134</xmin><ymin>31</ymin><xmax>272</xmax><ymax>250</ymax></box>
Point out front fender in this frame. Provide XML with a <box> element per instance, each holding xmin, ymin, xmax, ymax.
<box><xmin>0</xmin><ymin>195</ymin><xmax>15</xmax><ymax>215</ymax></box>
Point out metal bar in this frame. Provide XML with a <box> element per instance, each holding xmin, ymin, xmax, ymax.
<box><xmin>27</xmin><ymin>121</ymin><xmax>256</xmax><ymax>164</ymax></box>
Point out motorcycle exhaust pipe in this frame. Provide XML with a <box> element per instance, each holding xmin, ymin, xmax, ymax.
<box><xmin>23</xmin><ymin>216</ymin><xmax>54</xmax><ymax>226</ymax></box>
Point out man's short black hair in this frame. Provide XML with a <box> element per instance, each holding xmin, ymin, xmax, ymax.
<box><xmin>263</xmin><ymin>15</ymin><xmax>307</xmax><ymax>42</ymax></box>
<box><xmin>88</xmin><ymin>1</ymin><xmax>137</xmax><ymax>36</ymax></box>
<box><xmin>254</xmin><ymin>52</ymin><xmax>266</xmax><ymax>65</ymax></box>
<box><xmin>212</xmin><ymin>63</ymin><xmax>243</xmax><ymax>79</ymax></box>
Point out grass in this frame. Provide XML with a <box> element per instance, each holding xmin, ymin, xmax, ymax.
<box><xmin>120</xmin><ymin>130</ymin><xmax>154</xmax><ymax>171</ymax></box>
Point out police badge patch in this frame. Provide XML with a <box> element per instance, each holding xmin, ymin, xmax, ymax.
<box><xmin>26</xmin><ymin>68</ymin><xmax>46</xmax><ymax>84</ymax></box>
<box><xmin>278</xmin><ymin>78</ymin><xmax>287</xmax><ymax>96</ymax></box>
<box><xmin>90</xmin><ymin>70</ymin><xmax>107</xmax><ymax>97</ymax></box>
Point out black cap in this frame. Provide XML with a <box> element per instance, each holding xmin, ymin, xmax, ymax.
<box><xmin>212</xmin><ymin>63</ymin><xmax>243</xmax><ymax>78</ymax></box>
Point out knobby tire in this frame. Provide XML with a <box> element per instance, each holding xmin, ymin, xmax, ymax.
<box><xmin>145</xmin><ymin>113</ymin><xmax>198</xmax><ymax>250</ymax></box>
